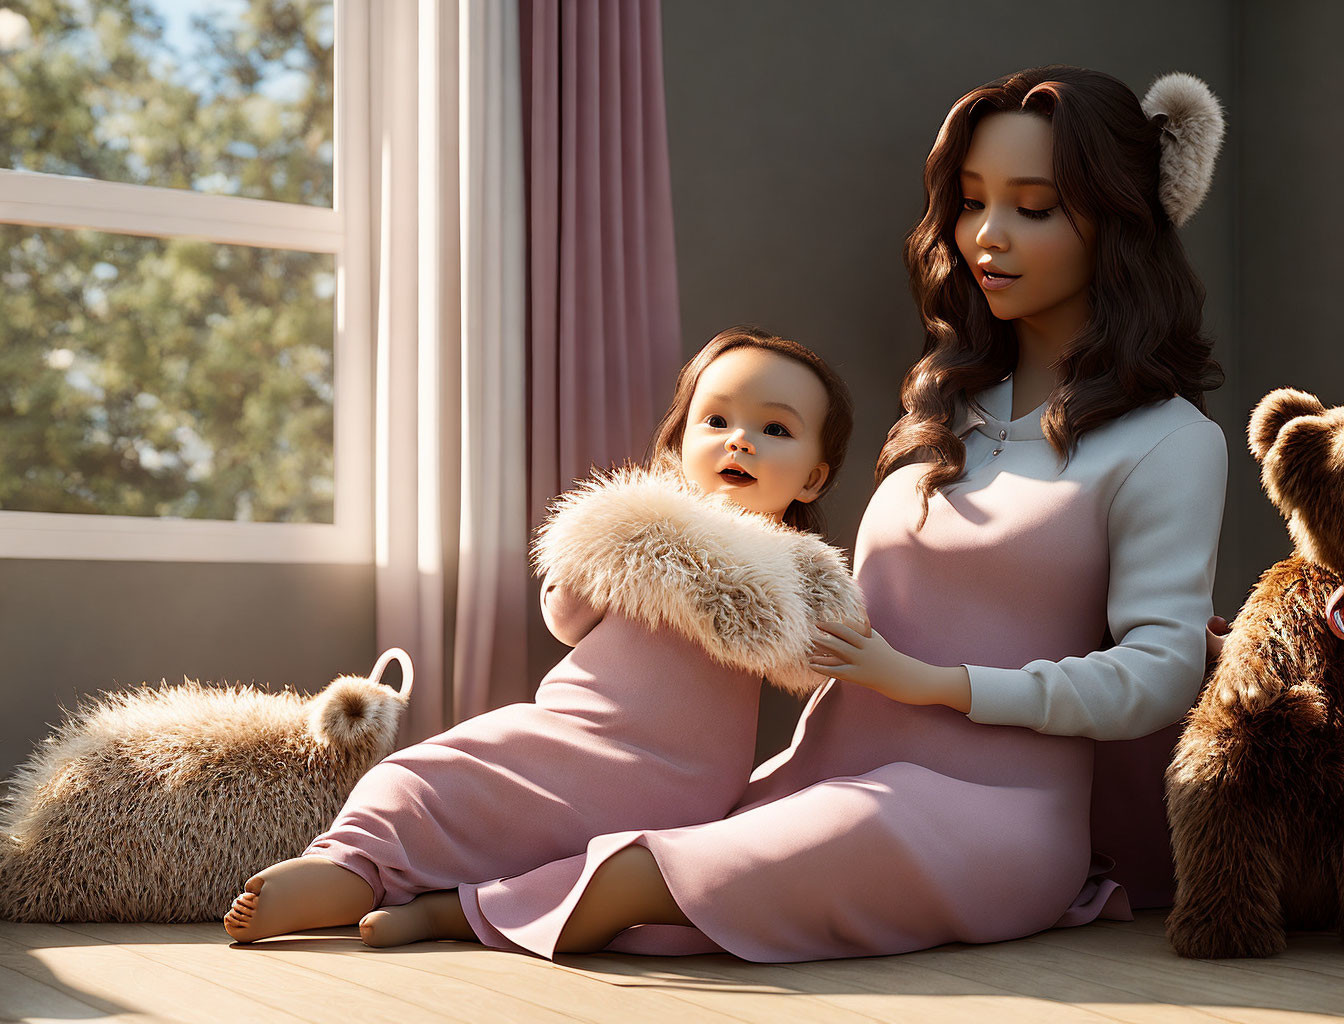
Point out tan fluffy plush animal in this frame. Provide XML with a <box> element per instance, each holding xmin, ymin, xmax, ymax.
<box><xmin>1166</xmin><ymin>388</ymin><xmax>1344</xmax><ymax>958</ymax></box>
<box><xmin>0</xmin><ymin>648</ymin><xmax>412</xmax><ymax>922</ymax></box>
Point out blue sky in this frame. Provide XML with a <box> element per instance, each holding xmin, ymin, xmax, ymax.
<box><xmin>154</xmin><ymin>0</ymin><xmax>244</xmax><ymax>57</ymax></box>
<box><xmin>147</xmin><ymin>0</ymin><xmax>322</xmax><ymax>103</ymax></box>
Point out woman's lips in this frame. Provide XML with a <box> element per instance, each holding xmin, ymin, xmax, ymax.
<box><xmin>980</xmin><ymin>269</ymin><xmax>1019</xmax><ymax>291</ymax></box>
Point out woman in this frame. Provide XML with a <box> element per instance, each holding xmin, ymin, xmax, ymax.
<box><xmin>363</xmin><ymin>64</ymin><xmax>1229</xmax><ymax>961</ymax></box>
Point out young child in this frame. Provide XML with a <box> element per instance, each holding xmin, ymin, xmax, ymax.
<box><xmin>223</xmin><ymin>326</ymin><xmax>865</xmax><ymax>946</ymax></box>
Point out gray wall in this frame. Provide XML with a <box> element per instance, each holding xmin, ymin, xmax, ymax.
<box><xmin>0</xmin><ymin>560</ymin><xmax>375</xmax><ymax>782</ymax></box>
<box><xmin>660</xmin><ymin>0</ymin><xmax>1339</xmax><ymax>754</ymax></box>
<box><xmin>1236</xmin><ymin>0</ymin><xmax>1344</xmax><ymax>575</ymax></box>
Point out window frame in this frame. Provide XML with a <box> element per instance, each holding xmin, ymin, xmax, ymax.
<box><xmin>0</xmin><ymin>0</ymin><xmax>372</xmax><ymax>564</ymax></box>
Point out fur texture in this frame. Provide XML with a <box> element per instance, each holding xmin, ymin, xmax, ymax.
<box><xmin>1165</xmin><ymin>388</ymin><xmax>1344</xmax><ymax>958</ymax></box>
<box><xmin>1141</xmin><ymin>71</ymin><xmax>1225</xmax><ymax>227</ymax></box>
<box><xmin>0</xmin><ymin>651</ymin><xmax>411</xmax><ymax>922</ymax></box>
<box><xmin>533</xmin><ymin>466</ymin><xmax>866</xmax><ymax>696</ymax></box>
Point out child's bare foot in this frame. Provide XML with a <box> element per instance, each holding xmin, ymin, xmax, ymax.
<box><xmin>224</xmin><ymin>856</ymin><xmax>376</xmax><ymax>943</ymax></box>
<box><xmin>359</xmin><ymin>889</ymin><xmax>473</xmax><ymax>948</ymax></box>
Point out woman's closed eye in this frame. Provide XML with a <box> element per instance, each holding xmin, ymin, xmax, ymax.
<box><xmin>960</xmin><ymin>198</ymin><xmax>1056</xmax><ymax>220</ymax></box>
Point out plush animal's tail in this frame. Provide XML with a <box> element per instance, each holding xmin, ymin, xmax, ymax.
<box><xmin>369</xmin><ymin>647</ymin><xmax>414</xmax><ymax>701</ymax></box>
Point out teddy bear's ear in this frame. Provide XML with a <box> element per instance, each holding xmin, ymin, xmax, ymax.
<box><xmin>1247</xmin><ymin>388</ymin><xmax>1326</xmax><ymax>463</ymax></box>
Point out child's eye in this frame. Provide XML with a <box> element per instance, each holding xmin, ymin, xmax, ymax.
<box><xmin>960</xmin><ymin>198</ymin><xmax>983</xmax><ymax>212</ymax></box>
<box><xmin>706</xmin><ymin>415</ymin><xmax>727</xmax><ymax>428</ymax></box>
<box><xmin>763</xmin><ymin>423</ymin><xmax>791</xmax><ymax>437</ymax></box>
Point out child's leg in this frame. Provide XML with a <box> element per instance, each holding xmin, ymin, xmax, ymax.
<box><xmin>358</xmin><ymin>890</ymin><xmax>476</xmax><ymax>947</ymax></box>
<box><xmin>223</xmin><ymin>856</ymin><xmax>376</xmax><ymax>943</ymax></box>
<box><xmin>358</xmin><ymin>846</ymin><xmax>686</xmax><ymax>951</ymax></box>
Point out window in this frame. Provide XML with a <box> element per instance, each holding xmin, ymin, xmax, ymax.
<box><xmin>0</xmin><ymin>0</ymin><xmax>371</xmax><ymax>562</ymax></box>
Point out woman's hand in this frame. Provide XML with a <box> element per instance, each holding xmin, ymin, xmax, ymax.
<box><xmin>1206</xmin><ymin>614</ymin><xmax>1230</xmax><ymax>666</ymax></box>
<box><xmin>809</xmin><ymin>619</ymin><xmax>972</xmax><ymax>713</ymax></box>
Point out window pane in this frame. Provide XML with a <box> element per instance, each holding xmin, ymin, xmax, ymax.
<box><xmin>0</xmin><ymin>226</ymin><xmax>335</xmax><ymax>523</ymax></box>
<box><xmin>0</xmin><ymin>0</ymin><xmax>333</xmax><ymax>207</ymax></box>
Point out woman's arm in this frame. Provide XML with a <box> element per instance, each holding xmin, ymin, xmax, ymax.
<box><xmin>540</xmin><ymin>571</ymin><xmax>606</xmax><ymax>647</ymax></box>
<box><xmin>813</xmin><ymin>419</ymin><xmax>1228</xmax><ymax>740</ymax></box>
<box><xmin>963</xmin><ymin>419</ymin><xmax>1228</xmax><ymax>740</ymax></box>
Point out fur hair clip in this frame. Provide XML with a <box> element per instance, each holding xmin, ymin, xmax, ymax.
<box><xmin>1141</xmin><ymin>71</ymin><xmax>1226</xmax><ymax>228</ymax></box>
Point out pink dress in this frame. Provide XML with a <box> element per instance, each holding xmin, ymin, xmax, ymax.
<box><xmin>301</xmin><ymin>469</ymin><xmax>864</xmax><ymax>907</ymax></box>
<box><xmin>302</xmin><ymin>611</ymin><xmax>762</xmax><ymax>907</ymax></box>
<box><xmin>458</xmin><ymin>377</ymin><xmax>1228</xmax><ymax>961</ymax></box>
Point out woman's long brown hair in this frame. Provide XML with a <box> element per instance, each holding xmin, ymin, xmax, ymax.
<box><xmin>646</xmin><ymin>326</ymin><xmax>854</xmax><ymax>535</ymax></box>
<box><xmin>880</xmin><ymin>64</ymin><xmax>1224</xmax><ymax>528</ymax></box>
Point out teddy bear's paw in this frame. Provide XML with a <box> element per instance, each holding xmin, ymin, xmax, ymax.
<box><xmin>1167</xmin><ymin>910</ymin><xmax>1287</xmax><ymax>959</ymax></box>
<box><xmin>1216</xmin><ymin>678</ymin><xmax>1282</xmax><ymax>715</ymax></box>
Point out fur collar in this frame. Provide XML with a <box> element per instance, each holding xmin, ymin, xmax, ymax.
<box><xmin>533</xmin><ymin>466</ymin><xmax>866</xmax><ymax>695</ymax></box>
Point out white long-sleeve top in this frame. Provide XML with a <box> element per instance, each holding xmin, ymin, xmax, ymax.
<box><xmin>937</xmin><ymin>375</ymin><xmax>1228</xmax><ymax>740</ymax></box>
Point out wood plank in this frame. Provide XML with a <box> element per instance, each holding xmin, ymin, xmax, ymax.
<box><xmin>1104</xmin><ymin>909</ymin><xmax>1169</xmax><ymax>937</ymax></box>
<box><xmin>1097</xmin><ymin>913</ymin><xmax>1344</xmax><ymax>983</ymax></box>
<box><xmin>123</xmin><ymin>922</ymin><xmax>746</xmax><ymax>1024</ymax></box>
<box><xmin>0</xmin><ymin>955</ymin><xmax>170</xmax><ymax>1024</ymax></box>
<box><xmin>0</xmin><ymin>922</ymin><xmax>303</xmax><ymax>1024</ymax></box>
<box><xmin>1026</xmin><ymin>927</ymin><xmax>1344</xmax><ymax>1022</ymax></box>
<box><xmin>0</xmin><ymin>915</ymin><xmax>1339</xmax><ymax>1024</ymax></box>
<box><xmin>331</xmin><ymin>943</ymin><xmax>753</xmax><ymax>1024</ymax></box>
<box><xmin>1077</xmin><ymin>916</ymin><xmax>1344</xmax><ymax>982</ymax></box>
<box><xmin>236</xmin><ymin>942</ymin><xmax>596</xmax><ymax>1024</ymax></box>
<box><xmin>888</xmin><ymin>940</ymin><xmax>1235</xmax><ymax>1024</ymax></box>
<box><xmin>791</xmin><ymin>951</ymin><xmax>1130</xmax><ymax>1024</ymax></box>
<box><xmin>1210</xmin><ymin>941</ymin><xmax>1344</xmax><ymax>985</ymax></box>
<box><xmin>555</xmin><ymin>952</ymin><xmax>923</xmax><ymax>1024</ymax></box>
<box><xmin>573</xmin><ymin>948</ymin><xmax>1116</xmax><ymax>1024</ymax></box>
<box><xmin>55</xmin><ymin>919</ymin><xmax>491</xmax><ymax>1021</ymax></box>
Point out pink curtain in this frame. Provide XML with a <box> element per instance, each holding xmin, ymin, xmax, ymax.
<box><xmin>520</xmin><ymin>0</ymin><xmax>683</xmax><ymax>532</ymax></box>
<box><xmin>375</xmin><ymin>0</ymin><xmax>682</xmax><ymax>725</ymax></box>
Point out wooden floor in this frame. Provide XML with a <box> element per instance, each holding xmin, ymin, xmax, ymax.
<box><xmin>0</xmin><ymin>910</ymin><xmax>1340</xmax><ymax>1023</ymax></box>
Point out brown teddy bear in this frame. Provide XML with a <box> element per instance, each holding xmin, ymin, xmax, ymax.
<box><xmin>1166</xmin><ymin>387</ymin><xmax>1344</xmax><ymax>958</ymax></box>
<box><xmin>0</xmin><ymin>648</ymin><xmax>413</xmax><ymax>922</ymax></box>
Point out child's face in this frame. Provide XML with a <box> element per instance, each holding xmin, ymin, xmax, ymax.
<box><xmin>680</xmin><ymin>347</ymin><xmax>830</xmax><ymax>521</ymax></box>
<box><xmin>954</xmin><ymin>112</ymin><xmax>1097</xmax><ymax>333</ymax></box>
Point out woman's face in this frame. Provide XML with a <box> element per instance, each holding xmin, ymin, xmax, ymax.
<box><xmin>954</xmin><ymin>112</ymin><xmax>1097</xmax><ymax>335</ymax></box>
<box><xmin>679</xmin><ymin>346</ymin><xmax>830</xmax><ymax>521</ymax></box>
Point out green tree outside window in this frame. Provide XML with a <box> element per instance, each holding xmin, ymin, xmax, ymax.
<box><xmin>0</xmin><ymin>0</ymin><xmax>337</xmax><ymax>523</ymax></box>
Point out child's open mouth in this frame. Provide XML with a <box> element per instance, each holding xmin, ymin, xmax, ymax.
<box><xmin>719</xmin><ymin>466</ymin><xmax>755</xmax><ymax>484</ymax></box>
